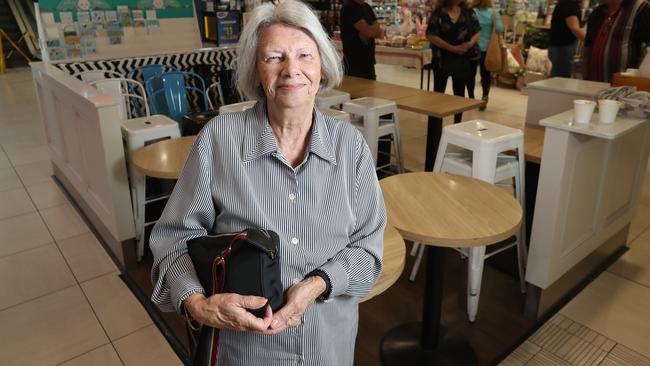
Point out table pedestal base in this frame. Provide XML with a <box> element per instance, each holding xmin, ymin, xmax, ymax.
<box><xmin>380</xmin><ymin>322</ymin><xmax>477</xmax><ymax>366</ymax></box>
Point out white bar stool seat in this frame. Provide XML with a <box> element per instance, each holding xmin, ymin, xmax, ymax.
<box><xmin>413</xmin><ymin>120</ymin><xmax>527</xmax><ymax>323</ymax></box>
<box><xmin>121</xmin><ymin>115</ymin><xmax>181</xmax><ymax>262</ymax></box>
<box><xmin>319</xmin><ymin>107</ymin><xmax>351</xmax><ymax>122</ymax></box>
<box><xmin>342</xmin><ymin>97</ymin><xmax>403</xmax><ymax>174</ymax></box>
<box><xmin>316</xmin><ymin>89</ymin><xmax>350</xmax><ymax>109</ymax></box>
<box><xmin>218</xmin><ymin>100</ymin><xmax>257</xmax><ymax>114</ymax></box>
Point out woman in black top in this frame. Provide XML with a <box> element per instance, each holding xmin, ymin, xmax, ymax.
<box><xmin>427</xmin><ymin>0</ymin><xmax>481</xmax><ymax>123</ymax></box>
<box><xmin>340</xmin><ymin>0</ymin><xmax>385</xmax><ymax>80</ymax></box>
<box><xmin>548</xmin><ymin>0</ymin><xmax>585</xmax><ymax>77</ymax></box>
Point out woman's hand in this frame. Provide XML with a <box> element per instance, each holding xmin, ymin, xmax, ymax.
<box><xmin>266</xmin><ymin>276</ymin><xmax>326</xmax><ymax>334</ymax></box>
<box><xmin>449</xmin><ymin>44</ymin><xmax>468</xmax><ymax>55</ymax></box>
<box><xmin>184</xmin><ymin>293</ymin><xmax>273</xmax><ymax>333</ymax></box>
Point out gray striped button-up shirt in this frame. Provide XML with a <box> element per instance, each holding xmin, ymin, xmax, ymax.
<box><xmin>150</xmin><ymin>100</ymin><xmax>386</xmax><ymax>365</ymax></box>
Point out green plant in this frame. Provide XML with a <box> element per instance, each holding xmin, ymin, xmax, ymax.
<box><xmin>524</xmin><ymin>25</ymin><xmax>550</xmax><ymax>50</ymax></box>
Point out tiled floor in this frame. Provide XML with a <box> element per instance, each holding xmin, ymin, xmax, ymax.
<box><xmin>1</xmin><ymin>63</ymin><xmax>649</xmax><ymax>365</ymax></box>
<box><xmin>0</xmin><ymin>68</ymin><xmax>181</xmax><ymax>365</ymax></box>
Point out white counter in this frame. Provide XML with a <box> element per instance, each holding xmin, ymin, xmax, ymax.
<box><xmin>31</xmin><ymin>61</ymin><xmax>136</xmax><ymax>266</ymax></box>
<box><xmin>526</xmin><ymin>110</ymin><xmax>650</xmax><ymax>289</ymax></box>
<box><xmin>525</xmin><ymin>77</ymin><xmax>610</xmax><ymax>126</ymax></box>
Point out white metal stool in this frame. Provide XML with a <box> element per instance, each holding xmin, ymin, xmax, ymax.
<box><xmin>342</xmin><ymin>97</ymin><xmax>404</xmax><ymax>174</ymax></box>
<box><xmin>318</xmin><ymin>107</ymin><xmax>351</xmax><ymax>122</ymax></box>
<box><xmin>412</xmin><ymin>120</ymin><xmax>527</xmax><ymax>322</ymax></box>
<box><xmin>218</xmin><ymin>100</ymin><xmax>257</xmax><ymax>114</ymax></box>
<box><xmin>121</xmin><ymin>115</ymin><xmax>181</xmax><ymax>262</ymax></box>
<box><xmin>316</xmin><ymin>89</ymin><xmax>350</xmax><ymax>109</ymax></box>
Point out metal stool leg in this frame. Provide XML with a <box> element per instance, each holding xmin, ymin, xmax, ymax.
<box><xmin>467</xmin><ymin>245</ymin><xmax>486</xmax><ymax>322</ymax></box>
<box><xmin>410</xmin><ymin>243</ymin><xmax>425</xmax><ymax>282</ymax></box>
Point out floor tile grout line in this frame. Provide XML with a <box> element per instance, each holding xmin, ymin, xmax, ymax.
<box><xmin>13</xmin><ymin>173</ymin><xmax>122</xmax><ymax>353</ymax></box>
<box><xmin>604</xmin><ymin>270</ymin><xmax>650</xmax><ymax>291</ymax></box>
<box><xmin>109</xmin><ymin>322</ymin><xmax>156</xmax><ymax>344</ymax></box>
<box><xmin>77</xmin><ymin>269</ymin><xmax>122</xmax><ymax>285</ymax></box>
<box><xmin>0</xmin><ymin>240</ymin><xmax>54</xmax><ymax>259</ymax></box>
<box><xmin>37</xmin><ymin>205</ymin><xmax>125</xmax><ymax>350</ymax></box>
<box><xmin>0</xmin><ymin>282</ymin><xmax>79</xmax><ymax>313</ymax></box>
<box><xmin>53</xmin><ymin>342</ymin><xmax>125</xmax><ymax>366</ymax></box>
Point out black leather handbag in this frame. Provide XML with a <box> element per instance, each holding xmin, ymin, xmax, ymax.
<box><xmin>186</xmin><ymin>228</ymin><xmax>283</xmax><ymax>366</ymax></box>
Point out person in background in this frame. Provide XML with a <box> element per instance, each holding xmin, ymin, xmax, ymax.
<box><xmin>340</xmin><ymin>0</ymin><xmax>386</xmax><ymax>80</ymax></box>
<box><xmin>467</xmin><ymin>0</ymin><xmax>502</xmax><ymax>110</ymax></box>
<box><xmin>548</xmin><ymin>0</ymin><xmax>585</xmax><ymax>77</ymax></box>
<box><xmin>149</xmin><ymin>1</ymin><xmax>386</xmax><ymax>364</ymax></box>
<box><xmin>583</xmin><ymin>0</ymin><xmax>650</xmax><ymax>82</ymax></box>
<box><xmin>428</xmin><ymin>0</ymin><xmax>481</xmax><ymax>123</ymax></box>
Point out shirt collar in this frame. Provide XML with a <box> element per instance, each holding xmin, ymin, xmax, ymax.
<box><xmin>242</xmin><ymin>100</ymin><xmax>337</xmax><ymax>165</ymax></box>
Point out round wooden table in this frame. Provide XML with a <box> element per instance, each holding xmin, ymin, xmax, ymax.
<box><xmin>379</xmin><ymin>172</ymin><xmax>522</xmax><ymax>365</ymax></box>
<box><xmin>360</xmin><ymin>224</ymin><xmax>406</xmax><ymax>303</ymax></box>
<box><xmin>131</xmin><ymin>135</ymin><xmax>196</xmax><ymax>179</ymax></box>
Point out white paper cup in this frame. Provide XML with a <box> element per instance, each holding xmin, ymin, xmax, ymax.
<box><xmin>573</xmin><ymin>100</ymin><xmax>596</xmax><ymax>124</ymax></box>
<box><xmin>598</xmin><ymin>99</ymin><xmax>622</xmax><ymax>124</ymax></box>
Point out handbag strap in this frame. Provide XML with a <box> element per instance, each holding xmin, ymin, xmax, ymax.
<box><xmin>492</xmin><ymin>8</ymin><xmax>497</xmax><ymax>34</ymax></box>
<box><xmin>206</xmin><ymin>231</ymin><xmax>247</xmax><ymax>366</ymax></box>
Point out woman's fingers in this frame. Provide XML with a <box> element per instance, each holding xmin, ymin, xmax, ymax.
<box><xmin>194</xmin><ymin>294</ymin><xmax>273</xmax><ymax>332</ymax></box>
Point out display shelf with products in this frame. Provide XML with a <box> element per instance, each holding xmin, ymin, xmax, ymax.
<box><xmin>368</xmin><ymin>0</ymin><xmax>398</xmax><ymax>25</ymax></box>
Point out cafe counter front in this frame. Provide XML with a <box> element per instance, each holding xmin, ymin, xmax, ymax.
<box><xmin>524</xmin><ymin>109</ymin><xmax>650</xmax><ymax>318</ymax></box>
<box><xmin>30</xmin><ymin>47</ymin><xmax>236</xmax><ymax>269</ymax></box>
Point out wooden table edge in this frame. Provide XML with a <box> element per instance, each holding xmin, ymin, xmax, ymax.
<box><xmin>392</xmin><ymin>218</ymin><xmax>521</xmax><ymax>248</ymax></box>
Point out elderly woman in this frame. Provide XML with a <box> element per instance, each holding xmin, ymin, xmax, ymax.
<box><xmin>149</xmin><ymin>0</ymin><xmax>386</xmax><ymax>365</ymax></box>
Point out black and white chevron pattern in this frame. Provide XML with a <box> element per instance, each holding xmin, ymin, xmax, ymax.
<box><xmin>56</xmin><ymin>48</ymin><xmax>237</xmax><ymax>78</ymax></box>
<box><xmin>55</xmin><ymin>48</ymin><xmax>237</xmax><ymax>112</ymax></box>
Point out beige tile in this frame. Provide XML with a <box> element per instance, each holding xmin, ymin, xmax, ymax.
<box><xmin>526</xmin><ymin>350</ymin><xmax>571</xmax><ymax>366</ymax></box>
<box><xmin>14</xmin><ymin>160</ymin><xmax>53</xmax><ymax>187</ymax></box>
<box><xmin>629</xmin><ymin>204</ymin><xmax>650</xmax><ymax>242</ymax></box>
<box><xmin>0</xmin><ymin>244</ymin><xmax>76</xmax><ymax>310</ymax></box>
<box><xmin>26</xmin><ymin>180</ymin><xmax>68</xmax><ymax>209</ymax></box>
<box><xmin>499</xmin><ymin>341</ymin><xmax>540</xmax><ymax>366</ymax></box>
<box><xmin>0</xmin><ymin>149</ymin><xmax>10</xmax><ymax>169</ymax></box>
<box><xmin>0</xmin><ymin>187</ymin><xmax>36</xmax><ymax>220</ymax></box>
<box><xmin>641</xmin><ymin>225</ymin><xmax>650</xmax><ymax>240</ymax></box>
<box><xmin>40</xmin><ymin>203</ymin><xmax>89</xmax><ymax>240</ymax></box>
<box><xmin>560</xmin><ymin>272</ymin><xmax>650</xmax><ymax>359</ymax></box>
<box><xmin>113</xmin><ymin>324</ymin><xmax>182</xmax><ymax>366</ymax></box>
<box><xmin>59</xmin><ymin>344</ymin><xmax>122</xmax><ymax>366</ymax></box>
<box><xmin>600</xmin><ymin>343</ymin><xmax>650</xmax><ymax>366</ymax></box>
<box><xmin>58</xmin><ymin>233</ymin><xmax>118</xmax><ymax>282</ymax></box>
<box><xmin>81</xmin><ymin>273</ymin><xmax>152</xmax><ymax>340</ymax></box>
<box><xmin>0</xmin><ymin>167</ymin><xmax>22</xmax><ymax>192</ymax></box>
<box><xmin>0</xmin><ymin>286</ymin><xmax>109</xmax><ymax>365</ymax></box>
<box><xmin>5</xmin><ymin>144</ymin><xmax>51</xmax><ymax>166</ymax></box>
<box><xmin>608</xmin><ymin>236</ymin><xmax>650</xmax><ymax>288</ymax></box>
<box><xmin>0</xmin><ymin>211</ymin><xmax>53</xmax><ymax>257</ymax></box>
<box><xmin>0</xmin><ymin>134</ymin><xmax>47</xmax><ymax>154</ymax></box>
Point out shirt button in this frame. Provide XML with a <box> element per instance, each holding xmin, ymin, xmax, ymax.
<box><xmin>288</xmin><ymin>193</ymin><xmax>296</xmax><ymax>201</ymax></box>
<box><xmin>294</xmin><ymin>354</ymin><xmax>302</xmax><ymax>363</ymax></box>
<box><xmin>291</xmin><ymin>237</ymin><xmax>299</xmax><ymax>245</ymax></box>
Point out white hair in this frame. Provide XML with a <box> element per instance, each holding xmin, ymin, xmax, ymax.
<box><xmin>235</xmin><ymin>0</ymin><xmax>343</xmax><ymax>100</ymax></box>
